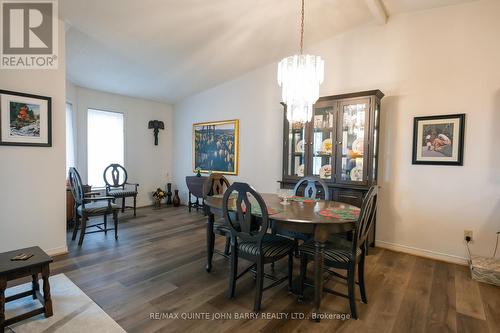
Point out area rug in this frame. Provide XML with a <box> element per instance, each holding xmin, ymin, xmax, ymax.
<box><xmin>4</xmin><ymin>274</ymin><xmax>125</xmax><ymax>333</ymax></box>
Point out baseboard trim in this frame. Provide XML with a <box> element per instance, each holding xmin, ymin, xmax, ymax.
<box><xmin>375</xmin><ymin>240</ymin><xmax>468</xmax><ymax>265</ymax></box>
<box><xmin>46</xmin><ymin>245</ymin><xmax>68</xmax><ymax>257</ymax></box>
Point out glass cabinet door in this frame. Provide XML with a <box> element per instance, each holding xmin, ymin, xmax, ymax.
<box><xmin>337</xmin><ymin>98</ymin><xmax>370</xmax><ymax>184</ymax></box>
<box><xmin>286</xmin><ymin>122</ymin><xmax>306</xmax><ymax>178</ymax></box>
<box><xmin>311</xmin><ymin>105</ymin><xmax>335</xmax><ymax>180</ymax></box>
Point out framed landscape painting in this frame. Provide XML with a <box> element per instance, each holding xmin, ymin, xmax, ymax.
<box><xmin>412</xmin><ymin>114</ymin><xmax>465</xmax><ymax>165</ymax></box>
<box><xmin>193</xmin><ymin>119</ymin><xmax>239</xmax><ymax>175</ymax></box>
<box><xmin>0</xmin><ymin>90</ymin><xmax>52</xmax><ymax>147</ymax></box>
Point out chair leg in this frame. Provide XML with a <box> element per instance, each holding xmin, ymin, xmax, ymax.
<box><xmin>206</xmin><ymin>214</ymin><xmax>215</xmax><ymax>272</ymax></box>
<box><xmin>254</xmin><ymin>258</ymin><xmax>264</xmax><ymax>312</ymax></box>
<box><xmin>71</xmin><ymin>214</ymin><xmax>80</xmax><ymax>241</ymax></box>
<box><xmin>348</xmin><ymin>265</ymin><xmax>358</xmax><ymax>319</ymax></box>
<box><xmin>359</xmin><ymin>253</ymin><xmax>367</xmax><ymax>304</ymax></box>
<box><xmin>228</xmin><ymin>242</ymin><xmax>238</xmax><ymax>298</ymax></box>
<box><xmin>78</xmin><ymin>216</ymin><xmax>88</xmax><ymax>246</ymax></box>
<box><xmin>114</xmin><ymin>211</ymin><xmax>119</xmax><ymax>240</ymax></box>
<box><xmin>133</xmin><ymin>195</ymin><xmax>137</xmax><ymax>216</ymax></box>
<box><xmin>121</xmin><ymin>197</ymin><xmax>125</xmax><ymax>213</ymax></box>
<box><xmin>104</xmin><ymin>214</ymin><xmax>107</xmax><ymax>234</ymax></box>
<box><xmin>288</xmin><ymin>252</ymin><xmax>294</xmax><ymax>292</ymax></box>
<box><xmin>299</xmin><ymin>255</ymin><xmax>308</xmax><ymax>302</ymax></box>
<box><xmin>224</xmin><ymin>235</ymin><xmax>231</xmax><ymax>255</ymax></box>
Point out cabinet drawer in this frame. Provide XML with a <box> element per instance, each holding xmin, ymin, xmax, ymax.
<box><xmin>334</xmin><ymin>190</ymin><xmax>363</xmax><ymax>207</ymax></box>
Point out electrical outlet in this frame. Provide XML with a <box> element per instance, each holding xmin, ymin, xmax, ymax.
<box><xmin>464</xmin><ymin>230</ymin><xmax>473</xmax><ymax>241</ymax></box>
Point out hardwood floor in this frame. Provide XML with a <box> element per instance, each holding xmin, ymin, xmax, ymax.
<box><xmin>48</xmin><ymin>206</ymin><xmax>500</xmax><ymax>333</ymax></box>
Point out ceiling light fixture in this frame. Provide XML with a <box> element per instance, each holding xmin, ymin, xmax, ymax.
<box><xmin>277</xmin><ymin>0</ymin><xmax>324</xmax><ymax>124</ymax></box>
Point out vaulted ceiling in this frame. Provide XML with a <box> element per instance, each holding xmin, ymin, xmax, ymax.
<box><xmin>62</xmin><ymin>0</ymin><xmax>475</xmax><ymax>103</ymax></box>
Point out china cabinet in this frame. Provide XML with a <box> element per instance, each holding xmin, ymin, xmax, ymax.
<box><xmin>280</xmin><ymin>90</ymin><xmax>384</xmax><ymax>245</ymax></box>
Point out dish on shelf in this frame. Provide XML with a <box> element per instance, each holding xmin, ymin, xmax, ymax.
<box><xmin>296</xmin><ymin>140</ymin><xmax>305</xmax><ymax>153</ymax></box>
<box><xmin>347</xmin><ymin>149</ymin><xmax>363</xmax><ymax>159</ymax></box>
<box><xmin>319</xmin><ymin>164</ymin><xmax>331</xmax><ymax>179</ymax></box>
<box><xmin>297</xmin><ymin>164</ymin><xmax>305</xmax><ymax>177</ymax></box>
<box><xmin>350</xmin><ymin>166</ymin><xmax>363</xmax><ymax>181</ymax></box>
<box><xmin>321</xmin><ymin>138</ymin><xmax>333</xmax><ymax>154</ymax></box>
<box><xmin>352</xmin><ymin>137</ymin><xmax>364</xmax><ymax>155</ymax></box>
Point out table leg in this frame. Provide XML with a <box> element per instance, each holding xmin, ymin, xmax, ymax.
<box><xmin>313</xmin><ymin>241</ymin><xmax>325</xmax><ymax>322</ymax></box>
<box><xmin>206</xmin><ymin>212</ymin><xmax>215</xmax><ymax>272</ymax></box>
<box><xmin>188</xmin><ymin>192</ymin><xmax>192</xmax><ymax>212</ymax></box>
<box><xmin>1</xmin><ymin>277</ymin><xmax>6</xmax><ymax>330</ymax></box>
<box><xmin>32</xmin><ymin>274</ymin><xmax>39</xmax><ymax>300</ymax></box>
<box><xmin>41</xmin><ymin>265</ymin><xmax>53</xmax><ymax>318</ymax></box>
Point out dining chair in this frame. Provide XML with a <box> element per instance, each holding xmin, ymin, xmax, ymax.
<box><xmin>298</xmin><ymin>185</ymin><xmax>378</xmax><ymax>319</ymax></box>
<box><xmin>103</xmin><ymin>164</ymin><xmax>139</xmax><ymax>216</ymax></box>
<box><xmin>293</xmin><ymin>176</ymin><xmax>330</xmax><ymax>201</ymax></box>
<box><xmin>276</xmin><ymin>176</ymin><xmax>330</xmax><ymax>244</ymax></box>
<box><xmin>203</xmin><ymin>173</ymin><xmax>233</xmax><ymax>266</ymax></box>
<box><xmin>68</xmin><ymin>167</ymin><xmax>120</xmax><ymax>246</ymax></box>
<box><xmin>223</xmin><ymin>182</ymin><xmax>295</xmax><ymax>311</ymax></box>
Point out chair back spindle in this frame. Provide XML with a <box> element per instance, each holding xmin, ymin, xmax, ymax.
<box><xmin>204</xmin><ymin>173</ymin><xmax>230</xmax><ymax>198</ymax></box>
<box><xmin>223</xmin><ymin>182</ymin><xmax>269</xmax><ymax>248</ymax></box>
<box><xmin>352</xmin><ymin>186</ymin><xmax>378</xmax><ymax>251</ymax></box>
<box><xmin>103</xmin><ymin>164</ymin><xmax>128</xmax><ymax>188</ymax></box>
<box><xmin>293</xmin><ymin>176</ymin><xmax>330</xmax><ymax>200</ymax></box>
<box><xmin>68</xmin><ymin>167</ymin><xmax>85</xmax><ymax>207</ymax></box>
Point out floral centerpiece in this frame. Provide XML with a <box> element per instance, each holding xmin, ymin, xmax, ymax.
<box><xmin>152</xmin><ymin>188</ymin><xmax>167</xmax><ymax>208</ymax></box>
<box><xmin>195</xmin><ymin>167</ymin><xmax>202</xmax><ymax>177</ymax></box>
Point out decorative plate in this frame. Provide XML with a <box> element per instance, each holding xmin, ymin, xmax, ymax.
<box><xmin>297</xmin><ymin>164</ymin><xmax>305</xmax><ymax>177</ymax></box>
<box><xmin>350</xmin><ymin>166</ymin><xmax>363</xmax><ymax>181</ymax></box>
<box><xmin>296</xmin><ymin>140</ymin><xmax>305</xmax><ymax>153</ymax></box>
<box><xmin>319</xmin><ymin>164</ymin><xmax>331</xmax><ymax>179</ymax></box>
<box><xmin>352</xmin><ymin>137</ymin><xmax>364</xmax><ymax>155</ymax></box>
<box><xmin>321</xmin><ymin>138</ymin><xmax>333</xmax><ymax>154</ymax></box>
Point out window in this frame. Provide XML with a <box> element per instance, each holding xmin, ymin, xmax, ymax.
<box><xmin>87</xmin><ymin>109</ymin><xmax>124</xmax><ymax>187</ymax></box>
<box><xmin>65</xmin><ymin>102</ymin><xmax>76</xmax><ymax>177</ymax></box>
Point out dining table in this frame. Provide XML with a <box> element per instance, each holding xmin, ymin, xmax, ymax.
<box><xmin>204</xmin><ymin>192</ymin><xmax>361</xmax><ymax>319</ymax></box>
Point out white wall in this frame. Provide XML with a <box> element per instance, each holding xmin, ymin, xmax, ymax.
<box><xmin>67</xmin><ymin>84</ymin><xmax>173</xmax><ymax>207</ymax></box>
<box><xmin>0</xmin><ymin>21</ymin><xmax>67</xmax><ymax>255</ymax></box>
<box><xmin>173</xmin><ymin>0</ymin><xmax>500</xmax><ymax>263</ymax></box>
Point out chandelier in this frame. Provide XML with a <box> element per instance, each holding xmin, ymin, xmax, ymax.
<box><xmin>277</xmin><ymin>0</ymin><xmax>324</xmax><ymax>123</ymax></box>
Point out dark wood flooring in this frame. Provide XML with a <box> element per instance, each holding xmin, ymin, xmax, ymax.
<box><xmin>46</xmin><ymin>206</ymin><xmax>500</xmax><ymax>333</ymax></box>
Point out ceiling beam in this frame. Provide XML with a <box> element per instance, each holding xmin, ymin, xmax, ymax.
<box><xmin>365</xmin><ymin>0</ymin><xmax>388</xmax><ymax>24</ymax></box>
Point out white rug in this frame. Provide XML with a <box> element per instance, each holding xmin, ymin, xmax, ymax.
<box><xmin>4</xmin><ymin>274</ymin><xmax>125</xmax><ymax>333</ymax></box>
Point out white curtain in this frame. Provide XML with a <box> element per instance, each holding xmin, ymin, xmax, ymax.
<box><xmin>65</xmin><ymin>102</ymin><xmax>76</xmax><ymax>177</ymax></box>
<box><xmin>87</xmin><ymin>109</ymin><xmax>124</xmax><ymax>187</ymax></box>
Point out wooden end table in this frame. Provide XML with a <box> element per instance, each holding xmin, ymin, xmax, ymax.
<box><xmin>0</xmin><ymin>246</ymin><xmax>53</xmax><ymax>332</ymax></box>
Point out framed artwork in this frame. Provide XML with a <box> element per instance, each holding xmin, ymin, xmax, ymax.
<box><xmin>193</xmin><ymin>119</ymin><xmax>239</xmax><ymax>175</ymax></box>
<box><xmin>0</xmin><ymin>90</ymin><xmax>52</xmax><ymax>147</ymax></box>
<box><xmin>412</xmin><ymin>114</ymin><xmax>465</xmax><ymax>165</ymax></box>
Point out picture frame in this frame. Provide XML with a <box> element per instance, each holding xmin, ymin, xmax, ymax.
<box><xmin>193</xmin><ymin>119</ymin><xmax>239</xmax><ymax>175</ymax></box>
<box><xmin>0</xmin><ymin>89</ymin><xmax>52</xmax><ymax>147</ymax></box>
<box><xmin>412</xmin><ymin>114</ymin><xmax>465</xmax><ymax>166</ymax></box>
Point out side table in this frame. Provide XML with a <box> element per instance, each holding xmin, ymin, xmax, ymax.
<box><xmin>0</xmin><ymin>246</ymin><xmax>53</xmax><ymax>332</ymax></box>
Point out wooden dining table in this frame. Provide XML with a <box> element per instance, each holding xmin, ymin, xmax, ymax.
<box><xmin>204</xmin><ymin>192</ymin><xmax>360</xmax><ymax>319</ymax></box>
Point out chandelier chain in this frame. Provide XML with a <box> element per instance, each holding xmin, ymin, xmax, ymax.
<box><xmin>300</xmin><ymin>0</ymin><xmax>304</xmax><ymax>54</ymax></box>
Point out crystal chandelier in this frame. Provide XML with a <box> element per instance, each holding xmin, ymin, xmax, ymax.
<box><xmin>277</xmin><ymin>0</ymin><xmax>324</xmax><ymax>123</ymax></box>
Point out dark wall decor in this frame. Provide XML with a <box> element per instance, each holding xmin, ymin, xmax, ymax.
<box><xmin>412</xmin><ymin>114</ymin><xmax>465</xmax><ymax>166</ymax></box>
<box><xmin>193</xmin><ymin>119</ymin><xmax>239</xmax><ymax>175</ymax></box>
<box><xmin>0</xmin><ymin>89</ymin><xmax>52</xmax><ymax>147</ymax></box>
<box><xmin>148</xmin><ymin>120</ymin><xmax>164</xmax><ymax>145</ymax></box>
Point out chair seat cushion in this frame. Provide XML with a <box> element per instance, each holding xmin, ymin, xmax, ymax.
<box><xmin>238</xmin><ymin>234</ymin><xmax>295</xmax><ymax>258</ymax></box>
<box><xmin>300</xmin><ymin>240</ymin><xmax>361</xmax><ymax>264</ymax></box>
<box><xmin>78</xmin><ymin>201</ymin><xmax>119</xmax><ymax>215</ymax></box>
<box><xmin>108</xmin><ymin>189</ymin><xmax>137</xmax><ymax>197</ymax></box>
